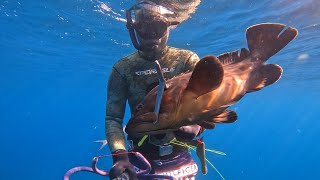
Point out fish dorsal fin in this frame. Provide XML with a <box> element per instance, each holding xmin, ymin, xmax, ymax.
<box><xmin>217</xmin><ymin>48</ymin><xmax>250</xmax><ymax>65</ymax></box>
<box><xmin>185</xmin><ymin>55</ymin><xmax>224</xmax><ymax>97</ymax></box>
<box><xmin>246</xmin><ymin>23</ymin><xmax>298</xmax><ymax>62</ymax></box>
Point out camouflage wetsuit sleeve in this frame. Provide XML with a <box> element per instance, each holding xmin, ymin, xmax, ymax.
<box><xmin>184</xmin><ymin>53</ymin><xmax>200</xmax><ymax>71</ymax></box>
<box><xmin>105</xmin><ymin>67</ymin><xmax>128</xmax><ymax>152</ymax></box>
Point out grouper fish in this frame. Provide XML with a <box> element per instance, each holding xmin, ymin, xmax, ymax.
<box><xmin>125</xmin><ymin>23</ymin><xmax>298</xmax><ymax>136</ymax></box>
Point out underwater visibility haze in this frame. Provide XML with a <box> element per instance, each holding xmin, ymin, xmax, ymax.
<box><xmin>0</xmin><ymin>0</ymin><xmax>320</xmax><ymax>179</ymax></box>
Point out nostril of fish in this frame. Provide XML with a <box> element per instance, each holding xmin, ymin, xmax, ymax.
<box><xmin>136</xmin><ymin>103</ymin><xmax>144</xmax><ymax>110</ymax></box>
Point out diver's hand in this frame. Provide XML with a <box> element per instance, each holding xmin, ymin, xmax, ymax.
<box><xmin>109</xmin><ymin>149</ymin><xmax>137</xmax><ymax>180</ymax></box>
<box><xmin>111</xmin><ymin>172</ymin><xmax>130</xmax><ymax>180</ymax></box>
<box><xmin>174</xmin><ymin>124</ymin><xmax>202</xmax><ymax>142</ymax></box>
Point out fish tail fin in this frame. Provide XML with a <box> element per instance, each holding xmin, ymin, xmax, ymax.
<box><xmin>247</xmin><ymin>64</ymin><xmax>283</xmax><ymax>92</ymax></box>
<box><xmin>246</xmin><ymin>23</ymin><xmax>298</xmax><ymax>62</ymax></box>
<box><xmin>245</xmin><ymin>23</ymin><xmax>297</xmax><ymax>92</ymax></box>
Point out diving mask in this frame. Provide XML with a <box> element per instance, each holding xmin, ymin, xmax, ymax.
<box><xmin>135</xmin><ymin>17</ymin><xmax>169</xmax><ymax>39</ymax></box>
<box><xmin>126</xmin><ymin>1</ymin><xmax>179</xmax><ymax>50</ymax></box>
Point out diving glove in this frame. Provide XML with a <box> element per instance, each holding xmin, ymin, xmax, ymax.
<box><xmin>109</xmin><ymin>149</ymin><xmax>137</xmax><ymax>180</ymax></box>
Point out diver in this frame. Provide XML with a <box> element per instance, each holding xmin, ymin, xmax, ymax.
<box><xmin>105</xmin><ymin>1</ymin><xmax>210</xmax><ymax>179</ymax></box>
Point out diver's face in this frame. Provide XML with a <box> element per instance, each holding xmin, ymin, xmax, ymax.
<box><xmin>135</xmin><ymin>18</ymin><xmax>169</xmax><ymax>53</ymax></box>
<box><xmin>137</xmin><ymin>32</ymin><xmax>169</xmax><ymax>53</ymax></box>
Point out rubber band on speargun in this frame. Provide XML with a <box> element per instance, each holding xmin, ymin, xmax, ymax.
<box><xmin>63</xmin><ymin>156</ymin><xmax>107</xmax><ymax>180</ymax></box>
<box><xmin>63</xmin><ymin>151</ymin><xmax>174</xmax><ymax>180</ymax></box>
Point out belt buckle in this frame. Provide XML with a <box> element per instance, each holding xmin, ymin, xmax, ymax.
<box><xmin>159</xmin><ymin>145</ymin><xmax>173</xmax><ymax>156</ymax></box>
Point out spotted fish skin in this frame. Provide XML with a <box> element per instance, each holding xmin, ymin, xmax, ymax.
<box><xmin>125</xmin><ymin>23</ymin><xmax>298</xmax><ymax>136</ymax></box>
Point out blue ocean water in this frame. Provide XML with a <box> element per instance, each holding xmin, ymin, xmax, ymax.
<box><xmin>1</xmin><ymin>0</ymin><xmax>319</xmax><ymax>179</ymax></box>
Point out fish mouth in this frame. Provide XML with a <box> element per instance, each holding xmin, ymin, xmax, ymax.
<box><xmin>125</xmin><ymin>124</ymin><xmax>178</xmax><ymax>136</ymax></box>
<box><xmin>125</xmin><ymin>112</ymin><xmax>157</xmax><ymax>134</ymax></box>
<box><xmin>127</xmin><ymin>112</ymin><xmax>157</xmax><ymax>125</ymax></box>
<box><xmin>125</xmin><ymin>112</ymin><xmax>178</xmax><ymax>135</ymax></box>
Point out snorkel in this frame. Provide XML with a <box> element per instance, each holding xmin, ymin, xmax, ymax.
<box><xmin>126</xmin><ymin>6</ymin><xmax>142</xmax><ymax>51</ymax></box>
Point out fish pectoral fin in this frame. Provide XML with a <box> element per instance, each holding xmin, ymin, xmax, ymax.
<box><xmin>198</xmin><ymin>121</ymin><xmax>216</xmax><ymax>129</ymax></box>
<box><xmin>197</xmin><ymin>110</ymin><xmax>237</xmax><ymax>129</ymax></box>
<box><xmin>210</xmin><ymin>110</ymin><xmax>238</xmax><ymax>123</ymax></box>
<box><xmin>185</xmin><ymin>55</ymin><xmax>224</xmax><ymax>97</ymax></box>
<box><xmin>247</xmin><ymin>64</ymin><xmax>283</xmax><ymax>93</ymax></box>
<box><xmin>246</xmin><ymin>23</ymin><xmax>298</xmax><ymax>62</ymax></box>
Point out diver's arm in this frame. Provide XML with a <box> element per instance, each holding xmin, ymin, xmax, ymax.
<box><xmin>105</xmin><ymin>67</ymin><xmax>128</xmax><ymax>152</ymax></box>
<box><xmin>184</xmin><ymin>53</ymin><xmax>200</xmax><ymax>72</ymax></box>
